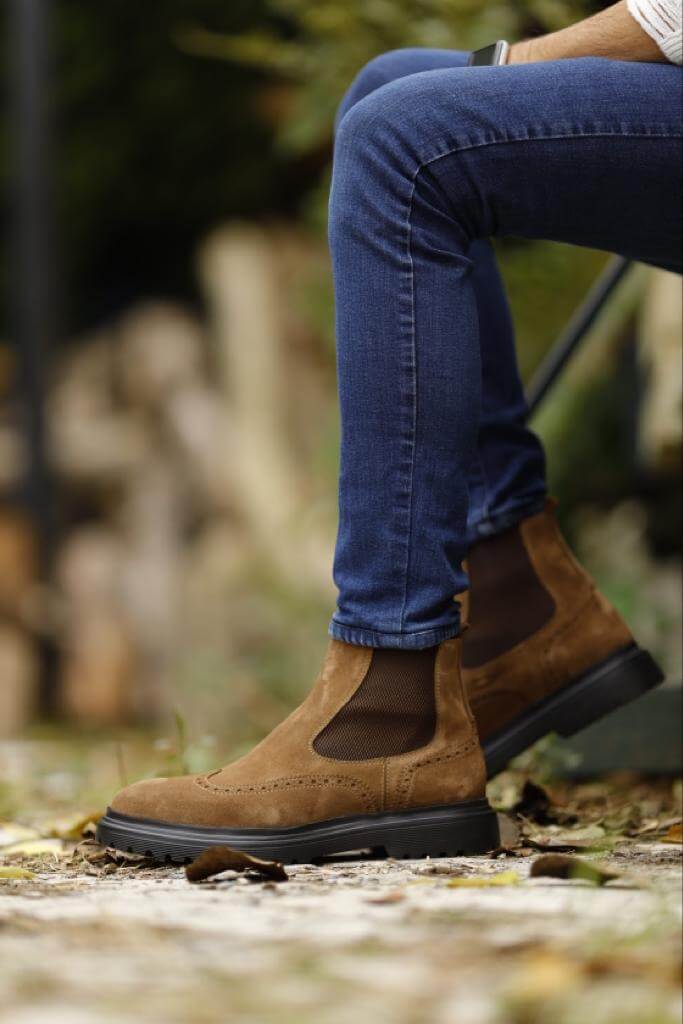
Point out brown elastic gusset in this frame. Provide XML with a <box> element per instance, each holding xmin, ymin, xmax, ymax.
<box><xmin>313</xmin><ymin>647</ymin><xmax>438</xmax><ymax>760</ymax></box>
<box><xmin>462</xmin><ymin>522</ymin><xmax>556</xmax><ymax>670</ymax></box>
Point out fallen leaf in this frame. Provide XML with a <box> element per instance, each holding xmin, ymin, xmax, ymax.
<box><xmin>366</xmin><ymin>889</ymin><xmax>405</xmax><ymax>904</ymax></box>
<box><xmin>524</xmin><ymin>824</ymin><xmax>607</xmax><ymax>849</ymax></box>
<box><xmin>523</xmin><ymin>837</ymin><xmax>601</xmax><ymax>853</ymax></box>
<box><xmin>530</xmin><ymin>854</ymin><xmax>620</xmax><ymax>886</ymax></box>
<box><xmin>414</xmin><ymin>863</ymin><xmax>466</xmax><ymax>876</ymax></box>
<box><xmin>0</xmin><ymin>866</ymin><xmax>36</xmax><ymax>880</ymax></box>
<box><xmin>631</xmin><ymin>818</ymin><xmax>661</xmax><ymax>836</ymax></box>
<box><xmin>662</xmin><ymin>823</ymin><xmax>682</xmax><ymax>844</ymax></box>
<box><xmin>513</xmin><ymin>781</ymin><xmax>554</xmax><ymax>822</ymax></box>
<box><xmin>45</xmin><ymin>811</ymin><xmax>103</xmax><ymax>841</ymax></box>
<box><xmin>186</xmin><ymin>846</ymin><xmax>288</xmax><ymax>883</ymax></box>
<box><xmin>447</xmin><ymin>870</ymin><xmax>520</xmax><ymax>888</ymax></box>
<box><xmin>3</xmin><ymin>839</ymin><xmax>66</xmax><ymax>857</ymax></box>
<box><xmin>506</xmin><ymin>950</ymin><xmax>583</xmax><ymax>1002</ymax></box>
<box><xmin>489</xmin><ymin>846</ymin><xmax>524</xmax><ymax>859</ymax></box>
<box><xmin>627</xmin><ymin>815</ymin><xmax>682</xmax><ymax>839</ymax></box>
<box><xmin>558</xmin><ymin>824</ymin><xmax>607</xmax><ymax>842</ymax></box>
<box><xmin>512</xmin><ymin>780</ymin><xmax>577</xmax><ymax>826</ymax></box>
<box><xmin>104</xmin><ymin>847</ymin><xmax>156</xmax><ymax>866</ymax></box>
<box><xmin>71</xmin><ymin>841</ymin><xmax>160</xmax><ymax>870</ymax></box>
<box><xmin>585</xmin><ymin>951</ymin><xmax>683</xmax><ymax>985</ymax></box>
<box><xmin>603</xmin><ymin>809</ymin><xmax>639</xmax><ymax>833</ymax></box>
<box><xmin>0</xmin><ymin>824</ymin><xmax>40</xmax><ymax>850</ymax></box>
<box><xmin>71</xmin><ymin>840</ymin><xmax>108</xmax><ymax>865</ymax></box>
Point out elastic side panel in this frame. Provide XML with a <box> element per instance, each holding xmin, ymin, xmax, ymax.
<box><xmin>313</xmin><ymin>647</ymin><xmax>437</xmax><ymax>761</ymax></box>
<box><xmin>462</xmin><ymin>522</ymin><xmax>556</xmax><ymax>669</ymax></box>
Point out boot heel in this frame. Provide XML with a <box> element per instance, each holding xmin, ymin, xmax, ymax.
<box><xmin>554</xmin><ymin>646</ymin><xmax>664</xmax><ymax>738</ymax></box>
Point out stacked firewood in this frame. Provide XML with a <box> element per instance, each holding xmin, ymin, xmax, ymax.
<box><xmin>0</xmin><ymin>225</ymin><xmax>337</xmax><ymax>733</ymax></box>
<box><xmin>0</xmin><ymin>511</ymin><xmax>39</xmax><ymax>736</ymax></box>
<box><xmin>637</xmin><ymin>269</ymin><xmax>683</xmax><ymax>474</ymax></box>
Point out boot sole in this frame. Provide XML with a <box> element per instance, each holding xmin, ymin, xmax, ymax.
<box><xmin>96</xmin><ymin>797</ymin><xmax>499</xmax><ymax>864</ymax></box>
<box><xmin>483</xmin><ymin>643</ymin><xmax>665</xmax><ymax>778</ymax></box>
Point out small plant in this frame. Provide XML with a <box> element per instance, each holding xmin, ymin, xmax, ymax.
<box><xmin>152</xmin><ymin>710</ymin><xmax>220</xmax><ymax>778</ymax></box>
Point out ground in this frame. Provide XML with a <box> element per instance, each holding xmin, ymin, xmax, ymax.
<box><xmin>0</xmin><ymin>741</ymin><xmax>681</xmax><ymax>1024</ymax></box>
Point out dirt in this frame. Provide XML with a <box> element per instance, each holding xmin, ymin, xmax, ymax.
<box><xmin>0</xmin><ymin>836</ymin><xmax>679</xmax><ymax>1024</ymax></box>
<box><xmin>0</xmin><ymin>743</ymin><xmax>680</xmax><ymax>1024</ymax></box>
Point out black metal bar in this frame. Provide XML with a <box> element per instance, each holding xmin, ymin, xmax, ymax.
<box><xmin>525</xmin><ymin>255</ymin><xmax>632</xmax><ymax>419</ymax></box>
<box><xmin>9</xmin><ymin>0</ymin><xmax>60</xmax><ymax>713</ymax></box>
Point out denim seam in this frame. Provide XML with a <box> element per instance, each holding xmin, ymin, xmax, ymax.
<box><xmin>331</xmin><ymin>618</ymin><xmax>457</xmax><ymax>639</ymax></box>
<box><xmin>416</xmin><ymin>130</ymin><xmax>682</xmax><ymax>170</ymax></box>
<box><xmin>394</xmin><ymin>127</ymin><xmax>680</xmax><ymax>635</ymax></box>
<box><xmin>396</xmin><ymin>178</ymin><xmax>419</xmax><ymax>633</ymax></box>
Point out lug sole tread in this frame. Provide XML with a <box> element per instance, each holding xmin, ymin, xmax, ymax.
<box><xmin>97</xmin><ymin>798</ymin><xmax>499</xmax><ymax>864</ymax></box>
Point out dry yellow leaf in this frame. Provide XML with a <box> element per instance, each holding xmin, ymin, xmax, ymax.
<box><xmin>45</xmin><ymin>812</ymin><xmax>103</xmax><ymax>841</ymax></box>
<box><xmin>0</xmin><ymin>866</ymin><xmax>36</xmax><ymax>880</ymax></box>
<box><xmin>447</xmin><ymin>870</ymin><xmax>520</xmax><ymax>888</ymax></box>
<box><xmin>366</xmin><ymin>889</ymin><xmax>406</xmax><ymax>904</ymax></box>
<box><xmin>506</xmin><ymin>950</ymin><xmax>582</xmax><ymax>1003</ymax></box>
<box><xmin>663</xmin><ymin>822</ymin><xmax>682</xmax><ymax>844</ymax></box>
<box><xmin>0</xmin><ymin>824</ymin><xmax>40</xmax><ymax>850</ymax></box>
<box><xmin>3</xmin><ymin>839</ymin><xmax>67</xmax><ymax>857</ymax></box>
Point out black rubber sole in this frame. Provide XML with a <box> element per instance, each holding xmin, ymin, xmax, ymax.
<box><xmin>483</xmin><ymin>643</ymin><xmax>665</xmax><ymax>778</ymax></box>
<box><xmin>97</xmin><ymin>798</ymin><xmax>500</xmax><ymax>864</ymax></box>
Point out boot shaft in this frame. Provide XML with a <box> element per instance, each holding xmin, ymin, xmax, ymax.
<box><xmin>463</xmin><ymin>500</ymin><xmax>633</xmax><ymax>739</ymax></box>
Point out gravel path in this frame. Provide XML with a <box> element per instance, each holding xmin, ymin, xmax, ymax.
<box><xmin>1</xmin><ymin>840</ymin><xmax>680</xmax><ymax>1024</ymax></box>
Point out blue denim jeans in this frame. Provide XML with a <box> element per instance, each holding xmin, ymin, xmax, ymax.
<box><xmin>327</xmin><ymin>49</ymin><xmax>682</xmax><ymax>650</ymax></box>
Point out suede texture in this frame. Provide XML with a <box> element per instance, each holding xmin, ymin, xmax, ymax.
<box><xmin>463</xmin><ymin>500</ymin><xmax>633</xmax><ymax>741</ymax></box>
<box><xmin>111</xmin><ymin>637</ymin><xmax>486</xmax><ymax>828</ymax></box>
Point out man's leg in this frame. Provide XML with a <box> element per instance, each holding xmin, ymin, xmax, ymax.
<box><xmin>337</xmin><ymin>49</ymin><xmax>548</xmax><ymax>546</ymax></box>
<box><xmin>100</xmin><ymin>58</ymin><xmax>680</xmax><ymax>862</ymax></box>
<box><xmin>100</xmin><ymin>50</ymin><xmax>512</xmax><ymax>856</ymax></box>
<box><xmin>332</xmin><ymin>50</ymin><xmax>678</xmax><ymax>772</ymax></box>
<box><xmin>328</xmin><ymin>58</ymin><xmax>681</xmax><ymax>658</ymax></box>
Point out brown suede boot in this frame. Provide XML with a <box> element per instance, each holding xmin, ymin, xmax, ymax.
<box><xmin>462</xmin><ymin>500</ymin><xmax>664</xmax><ymax>777</ymax></box>
<box><xmin>98</xmin><ymin>638</ymin><xmax>499</xmax><ymax>862</ymax></box>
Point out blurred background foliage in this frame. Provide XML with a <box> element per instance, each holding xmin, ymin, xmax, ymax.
<box><xmin>178</xmin><ymin>0</ymin><xmax>592</xmax><ymax>153</ymax></box>
<box><xmin>0</xmin><ymin>0</ymin><xmax>679</xmax><ymax>777</ymax></box>
<box><xmin>2</xmin><ymin>0</ymin><xmax>593</xmax><ymax>334</ymax></box>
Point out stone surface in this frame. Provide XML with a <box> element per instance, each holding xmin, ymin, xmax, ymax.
<box><xmin>0</xmin><ymin>842</ymin><xmax>680</xmax><ymax>1024</ymax></box>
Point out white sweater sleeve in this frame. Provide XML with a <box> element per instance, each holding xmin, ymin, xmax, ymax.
<box><xmin>627</xmin><ymin>0</ymin><xmax>683</xmax><ymax>64</ymax></box>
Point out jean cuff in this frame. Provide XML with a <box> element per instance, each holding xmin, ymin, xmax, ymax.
<box><xmin>467</xmin><ymin>494</ymin><xmax>547</xmax><ymax>547</ymax></box>
<box><xmin>328</xmin><ymin>617</ymin><xmax>460</xmax><ymax>650</ymax></box>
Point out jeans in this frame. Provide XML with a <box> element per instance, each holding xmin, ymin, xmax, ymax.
<box><xmin>327</xmin><ymin>49</ymin><xmax>683</xmax><ymax>650</ymax></box>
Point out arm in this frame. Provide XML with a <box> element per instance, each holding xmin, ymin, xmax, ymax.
<box><xmin>509</xmin><ymin>0</ymin><xmax>675</xmax><ymax>64</ymax></box>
